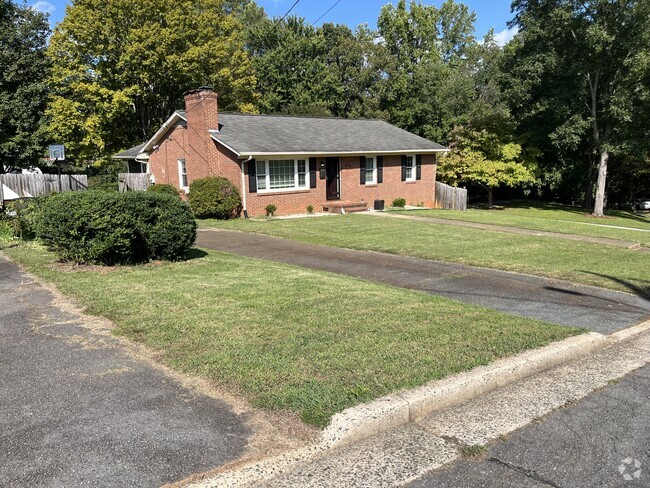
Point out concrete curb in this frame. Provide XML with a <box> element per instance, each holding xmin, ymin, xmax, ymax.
<box><xmin>320</xmin><ymin>330</ymin><xmax>621</xmax><ymax>449</ymax></box>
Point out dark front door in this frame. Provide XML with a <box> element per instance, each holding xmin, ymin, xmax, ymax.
<box><xmin>325</xmin><ymin>157</ymin><xmax>340</xmax><ymax>200</ymax></box>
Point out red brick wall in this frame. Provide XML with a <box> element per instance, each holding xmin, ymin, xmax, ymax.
<box><xmin>243</xmin><ymin>154</ymin><xmax>437</xmax><ymax>217</ymax></box>
<box><xmin>148</xmin><ymin>122</ymin><xmax>188</xmax><ymax>192</ymax></box>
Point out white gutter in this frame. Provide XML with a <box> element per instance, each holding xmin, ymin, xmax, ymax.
<box><xmin>241</xmin><ymin>155</ymin><xmax>252</xmax><ymax>214</ymax></box>
<box><xmin>236</xmin><ymin>149</ymin><xmax>449</xmax><ymax>157</ymax></box>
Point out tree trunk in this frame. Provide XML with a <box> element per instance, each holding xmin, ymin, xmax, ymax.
<box><xmin>592</xmin><ymin>148</ymin><xmax>608</xmax><ymax>217</ymax></box>
<box><xmin>583</xmin><ymin>151</ymin><xmax>595</xmax><ymax>208</ymax></box>
<box><xmin>487</xmin><ymin>187</ymin><xmax>493</xmax><ymax>209</ymax></box>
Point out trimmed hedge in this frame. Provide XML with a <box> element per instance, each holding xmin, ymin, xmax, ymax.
<box><xmin>189</xmin><ymin>177</ymin><xmax>242</xmax><ymax>219</ymax></box>
<box><xmin>147</xmin><ymin>184</ymin><xmax>179</xmax><ymax>197</ymax></box>
<box><xmin>34</xmin><ymin>191</ymin><xmax>197</xmax><ymax>265</ymax></box>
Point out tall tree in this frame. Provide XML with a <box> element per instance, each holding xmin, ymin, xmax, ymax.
<box><xmin>0</xmin><ymin>0</ymin><xmax>50</xmax><ymax>172</ymax></box>
<box><xmin>47</xmin><ymin>0</ymin><xmax>258</xmax><ymax>163</ymax></box>
<box><xmin>509</xmin><ymin>0</ymin><xmax>650</xmax><ymax>216</ymax></box>
<box><xmin>377</xmin><ymin>0</ymin><xmax>476</xmax><ymax>141</ymax></box>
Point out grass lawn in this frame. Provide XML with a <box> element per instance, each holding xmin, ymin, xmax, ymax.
<box><xmin>2</xmin><ymin>243</ymin><xmax>580</xmax><ymax>428</ymax></box>
<box><xmin>199</xmin><ymin>214</ymin><xmax>650</xmax><ymax>297</ymax></box>
<box><xmin>393</xmin><ymin>201</ymin><xmax>650</xmax><ymax>246</ymax></box>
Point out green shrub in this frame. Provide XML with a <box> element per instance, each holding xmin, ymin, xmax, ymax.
<box><xmin>0</xmin><ymin>215</ymin><xmax>12</xmax><ymax>243</ymax></box>
<box><xmin>6</xmin><ymin>198</ymin><xmax>42</xmax><ymax>240</ymax></box>
<box><xmin>265</xmin><ymin>204</ymin><xmax>277</xmax><ymax>217</ymax></box>
<box><xmin>34</xmin><ymin>191</ymin><xmax>197</xmax><ymax>265</ymax></box>
<box><xmin>306</xmin><ymin>204</ymin><xmax>314</xmax><ymax>214</ymax></box>
<box><xmin>147</xmin><ymin>184</ymin><xmax>179</xmax><ymax>197</ymax></box>
<box><xmin>188</xmin><ymin>177</ymin><xmax>242</xmax><ymax>219</ymax></box>
<box><xmin>392</xmin><ymin>198</ymin><xmax>406</xmax><ymax>208</ymax></box>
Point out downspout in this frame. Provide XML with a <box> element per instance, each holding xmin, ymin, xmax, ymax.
<box><xmin>241</xmin><ymin>156</ymin><xmax>252</xmax><ymax>218</ymax></box>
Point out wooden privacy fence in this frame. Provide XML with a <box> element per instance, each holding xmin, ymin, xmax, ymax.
<box><xmin>1</xmin><ymin>174</ymin><xmax>88</xmax><ymax>204</ymax></box>
<box><xmin>118</xmin><ymin>173</ymin><xmax>150</xmax><ymax>192</ymax></box>
<box><xmin>434</xmin><ymin>182</ymin><xmax>468</xmax><ymax>210</ymax></box>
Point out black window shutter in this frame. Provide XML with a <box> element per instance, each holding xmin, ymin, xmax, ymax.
<box><xmin>248</xmin><ymin>159</ymin><xmax>257</xmax><ymax>193</ymax></box>
<box><xmin>377</xmin><ymin>156</ymin><xmax>383</xmax><ymax>183</ymax></box>
<box><xmin>416</xmin><ymin>155</ymin><xmax>422</xmax><ymax>180</ymax></box>
<box><xmin>309</xmin><ymin>158</ymin><xmax>317</xmax><ymax>188</ymax></box>
<box><xmin>359</xmin><ymin>156</ymin><xmax>366</xmax><ymax>185</ymax></box>
<box><xmin>401</xmin><ymin>155</ymin><xmax>407</xmax><ymax>181</ymax></box>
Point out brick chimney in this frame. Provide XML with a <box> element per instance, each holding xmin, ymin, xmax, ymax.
<box><xmin>184</xmin><ymin>87</ymin><xmax>220</xmax><ymax>180</ymax></box>
<box><xmin>184</xmin><ymin>86</ymin><xmax>219</xmax><ymax>131</ymax></box>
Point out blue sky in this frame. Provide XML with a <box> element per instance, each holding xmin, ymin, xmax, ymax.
<box><xmin>31</xmin><ymin>0</ymin><xmax>518</xmax><ymax>44</ymax></box>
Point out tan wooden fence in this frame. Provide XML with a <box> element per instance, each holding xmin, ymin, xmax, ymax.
<box><xmin>434</xmin><ymin>181</ymin><xmax>467</xmax><ymax>210</ymax></box>
<box><xmin>118</xmin><ymin>173</ymin><xmax>150</xmax><ymax>192</ymax></box>
<box><xmin>1</xmin><ymin>173</ymin><xmax>88</xmax><ymax>205</ymax></box>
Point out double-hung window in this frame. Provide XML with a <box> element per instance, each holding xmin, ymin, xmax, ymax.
<box><xmin>178</xmin><ymin>159</ymin><xmax>188</xmax><ymax>190</ymax></box>
<box><xmin>256</xmin><ymin>159</ymin><xmax>309</xmax><ymax>192</ymax></box>
<box><xmin>364</xmin><ymin>156</ymin><xmax>376</xmax><ymax>185</ymax></box>
<box><xmin>404</xmin><ymin>155</ymin><xmax>415</xmax><ymax>181</ymax></box>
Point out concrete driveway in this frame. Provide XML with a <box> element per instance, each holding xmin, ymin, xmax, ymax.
<box><xmin>0</xmin><ymin>256</ymin><xmax>249</xmax><ymax>487</ymax></box>
<box><xmin>197</xmin><ymin>229</ymin><xmax>650</xmax><ymax>333</ymax></box>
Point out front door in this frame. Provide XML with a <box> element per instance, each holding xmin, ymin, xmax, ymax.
<box><xmin>325</xmin><ymin>157</ymin><xmax>340</xmax><ymax>200</ymax></box>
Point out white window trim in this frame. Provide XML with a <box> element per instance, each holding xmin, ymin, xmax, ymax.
<box><xmin>364</xmin><ymin>156</ymin><xmax>377</xmax><ymax>185</ymax></box>
<box><xmin>405</xmin><ymin>155</ymin><xmax>416</xmax><ymax>182</ymax></box>
<box><xmin>256</xmin><ymin>159</ymin><xmax>309</xmax><ymax>193</ymax></box>
<box><xmin>178</xmin><ymin>159</ymin><xmax>189</xmax><ymax>192</ymax></box>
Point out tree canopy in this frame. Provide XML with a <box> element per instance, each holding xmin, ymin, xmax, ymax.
<box><xmin>46</xmin><ymin>0</ymin><xmax>258</xmax><ymax>163</ymax></box>
<box><xmin>507</xmin><ymin>0</ymin><xmax>650</xmax><ymax>215</ymax></box>
<box><xmin>0</xmin><ymin>0</ymin><xmax>50</xmax><ymax>172</ymax></box>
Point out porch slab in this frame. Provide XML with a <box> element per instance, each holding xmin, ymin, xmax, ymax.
<box><xmin>322</xmin><ymin>201</ymin><xmax>369</xmax><ymax>214</ymax></box>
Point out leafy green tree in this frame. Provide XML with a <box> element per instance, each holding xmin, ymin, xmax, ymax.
<box><xmin>377</xmin><ymin>0</ymin><xmax>476</xmax><ymax>141</ymax></box>
<box><xmin>0</xmin><ymin>0</ymin><xmax>50</xmax><ymax>172</ymax></box>
<box><xmin>508</xmin><ymin>0</ymin><xmax>650</xmax><ymax>216</ymax></box>
<box><xmin>46</xmin><ymin>0</ymin><xmax>258</xmax><ymax>164</ymax></box>
<box><xmin>439</xmin><ymin>127</ymin><xmax>535</xmax><ymax>208</ymax></box>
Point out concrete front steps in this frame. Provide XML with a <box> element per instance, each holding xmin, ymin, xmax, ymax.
<box><xmin>322</xmin><ymin>201</ymin><xmax>369</xmax><ymax>214</ymax></box>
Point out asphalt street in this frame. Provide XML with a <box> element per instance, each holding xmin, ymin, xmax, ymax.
<box><xmin>0</xmin><ymin>256</ymin><xmax>249</xmax><ymax>487</ymax></box>
<box><xmin>408</xmin><ymin>363</ymin><xmax>650</xmax><ymax>488</ymax></box>
<box><xmin>197</xmin><ymin>229</ymin><xmax>650</xmax><ymax>333</ymax></box>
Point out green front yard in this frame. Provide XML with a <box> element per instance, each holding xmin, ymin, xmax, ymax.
<box><xmin>200</xmin><ymin>213</ymin><xmax>650</xmax><ymax>296</ymax></box>
<box><xmin>2</xmin><ymin>244</ymin><xmax>579</xmax><ymax>427</ymax></box>
<box><xmin>392</xmin><ymin>201</ymin><xmax>650</xmax><ymax>246</ymax></box>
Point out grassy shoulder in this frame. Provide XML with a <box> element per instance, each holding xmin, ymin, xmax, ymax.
<box><xmin>199</xmin><ymin>214</ymin><xmax>650</xmax><ymax>296</ymax></box>
<box><xmin>2</xmin><ymin>243</ymin><xmax>580</xmax><ymax>428</ymax></box>
<box><xmin>392</xmin><ymin>201</ymin><xmax>650</xmax><ymax>246</ymax></box>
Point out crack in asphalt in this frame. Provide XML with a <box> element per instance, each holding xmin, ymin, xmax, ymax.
<box><xmin>488</xmin><ymin>457</ymin><xmax>564</xmax><ymax>488</ymax></box>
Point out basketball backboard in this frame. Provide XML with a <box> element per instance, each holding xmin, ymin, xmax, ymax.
<box><xmin>48</xmin><ymin>144</ymin><xmax>65</xmax><ymax>161</ymax></box>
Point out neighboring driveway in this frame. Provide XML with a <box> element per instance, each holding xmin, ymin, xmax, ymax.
<box><xmin>0</xmin><ymin>256</ymin><xmax>249</xmax><ymax>487</ymax></box>
<box><xmin>408</xmin><ymin>363</ymin><xmax>650</xmax><ymax>488</ymax></box>
<box><xmin>197</xmin><ymin>230</ymin><xmax>650</xmax><ymax>333</ymax></box>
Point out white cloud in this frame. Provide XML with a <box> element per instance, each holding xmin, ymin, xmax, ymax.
<box><xmin>494</xmin><ymin>26</ymin><xmax>519</xmax><ymax>47</ymax></box>
<box><xmin>31</xmin><ymin>1</ymin><xmax>55</xmax><ymax>15</ymax></box>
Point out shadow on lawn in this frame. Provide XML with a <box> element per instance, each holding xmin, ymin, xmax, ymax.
<box><xmin>580</xmin><ymin>271</ymin><xmax>650</xmax><ymax>301</ymax></box>
<box><xmin>502</xmin><ymin>200</ymin><xmax>650</xmax><ymax>225</ymax></box>
<box><xmin>187</xmin><ymin>248</ymin><xmax>208</xmax><ymax>260</ymax></box>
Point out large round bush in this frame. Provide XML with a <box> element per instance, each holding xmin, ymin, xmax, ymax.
<box><xmin>34</xmin><ymin>191</ymin><xmax>197</xmax><ymax>265</ymax></box>
<box><xmin>147</xmin><ymin>183</ymin><xmax>179</xmax><ymax>197</ymax></box>
<box><xmin>188</xmin><ymin>177</ymin><xmax>242</xmax><ymax>219</ymax></box>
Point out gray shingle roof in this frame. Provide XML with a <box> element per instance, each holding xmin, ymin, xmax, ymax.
<box><xmin>112</xmin><ymin>143</ymin><xmax>146</xmax><ymax>159</ymax></box>
<box><xmin>202</xmin><ymin>113</ymin><xmax>446</xmax><ymax>156</ymax></box>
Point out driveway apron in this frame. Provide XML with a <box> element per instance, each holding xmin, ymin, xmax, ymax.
<box><xmin>0</xmin><ymin>256</ymin><xmax>249</xmax><ymax>487</ymax></box>
<box><xmin>197</xmin><ymin>229</ymin><xmax>650</xmax><ymax>333</ymax></box>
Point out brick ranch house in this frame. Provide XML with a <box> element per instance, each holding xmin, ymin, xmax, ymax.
<box><xmin>114</xmin><ymin>87</ymin><xmax>449</xmax><ymax>217</ymax></box>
